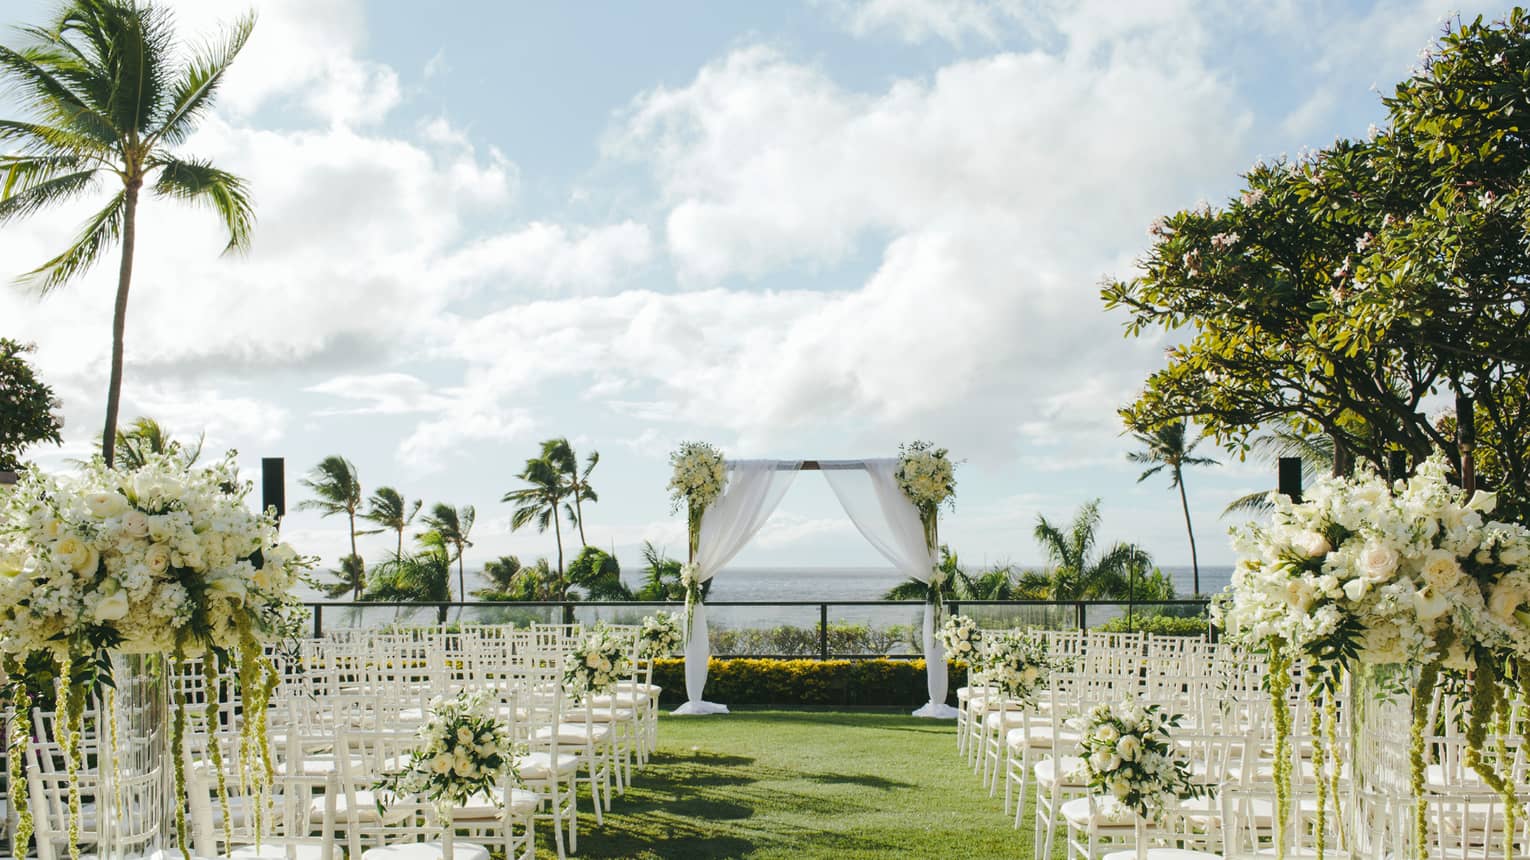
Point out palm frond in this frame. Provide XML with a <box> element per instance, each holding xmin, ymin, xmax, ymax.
<box><xmin>58</xmin><ymin>0</ymin><xmax>175</xmax><ymax>135</ymax></box>
<box><xmin>16</xmin><ymin>188</ymin><xmax>124</xmax><ymax>294</ymax></box>
<box><xmin>152</xmin><ymin>11</ymin><xmax>254</xmax><ymax>146</ymax></box>
<box><xmin>150</xmin><ymin>154</ymin><xmax>253</xmax><ymax>253</ymax></box>
<box><xmin>1221</xmin><ymin>489</ymin><xmax>1277</xmax><ymax>518</ymax></box>
<box><xmin>0</xmin><ymin>166</ymin><xmax>98</xmax><ymax>223</ymax></box>
<box><xmin>0</xmin><ymin>44</ymin><xmax>118</xmax><ymax>145</ymax></box>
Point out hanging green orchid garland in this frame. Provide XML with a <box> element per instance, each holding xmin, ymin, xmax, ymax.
<box><xmin>0</xmin><ymin>453</ymin><xmax>312</xmax><ymax>859</ymax></box>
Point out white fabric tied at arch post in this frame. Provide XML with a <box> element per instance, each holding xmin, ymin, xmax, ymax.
<box><xmin>822</xmin><ymin>459</ymin><xmax>958</xmax><ymax>719</ymax></box>
<box><xmin>675</xmin><ymin>459</ymin><xmax>802</xmax><ymax>715</ymax></box>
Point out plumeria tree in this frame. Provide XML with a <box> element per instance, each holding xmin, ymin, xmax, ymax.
<box><xmin>0</xmin><ymin>0</ymin><xmax>256</xmax><ymax>466</ymax></box>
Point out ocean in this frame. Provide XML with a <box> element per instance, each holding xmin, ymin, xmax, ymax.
<box><xmin>688</xmin><ymin>565</ymin><xmax>1233</xmax><ymax>602</ymax></box>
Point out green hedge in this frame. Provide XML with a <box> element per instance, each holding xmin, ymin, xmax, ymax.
<box><xmin>653</xmin><ymin>658</ymin><xmax>970</xmax><ymax>707</ymax></box>
<box><xmin>1094</xmin><ymin>615</ymin><xmax>1209</xmax><ymax>636</ymax></box>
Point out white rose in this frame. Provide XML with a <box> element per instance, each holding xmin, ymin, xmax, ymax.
<box><xmin>143</xmin><ymin>544</ymin><xmax>172</xmax><ymax>574</ymax></box>
<box><xmin>1095</xmin><ymin>724</ymin><xmax>1119</xmax><ymax>743</ymax></box>
<box><xmin>1020</xmin><ymin>666</ymin><xmax>1039</xmax><ymax>685</ymax></box>
<box><xmin>432</xmin><ymin>754</ymin><xmax>454</xmax><ymax>774</ymax></box>
<box><xmin>1285</xmin><ymin>579</ymin><xmax>1316</xmax><ymax>612</ymax></box>
<box><xmin>55</xmin><ymin>536</ymin><xmax>98</xmax><ymax>573</ymax></box>
<box><xmin>1359</xmin><ymin>542</ymin><xmax>1401</xmax><ymax>582</ymax></box>
<box><xmin>121</xmin><ymin>510</ymin><xmax>150</xmax><ymax>538</ymax></box>
<box><xmin>1489</xmin><ymin>584</ymin><xmax>1525</xmax><ymax>622</ymax></box>
<box><xmin>1294</xmin><ymin>531</ymin><xmax>1332</xmax><ymax>558</ymax></box>
<box><xmin>93</xmin><ymin>590</ymin><xmax>130</xmax><ymax>622</ymax></box>
<box><xmin>86</xmin><ymin>492</ymin><xmax>128</xmax><ymax>519</ymax></box>
<box><xmin>457</xmin><ymin>727</ymin><xmax>475</xmax><ymax>744</ymax></box>
<box><xmin>1110</xmin><ymin>777</ymin><xmax>1132</xmax><ymax>800</ymax></box>
<box><xmin>1117</xmin><ymin>735</ymin><xmax>1141</xmax><ymax>761</ymax></box>
<box><xmin>1420</xmin><ymin>550</ymin><xmax>1465</xmax><ymax>591</ymax></box>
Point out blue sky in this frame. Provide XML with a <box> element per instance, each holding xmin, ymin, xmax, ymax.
<box><xmin>2</xmin><ymin>0</ymin><xmax>1508</xmax><ymax>587</ymax></box>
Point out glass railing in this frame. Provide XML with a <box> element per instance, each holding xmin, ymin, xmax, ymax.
<box><xmin>301</xmin><ymin>599</ymin><xmax>1214</xmax><ymax>657</ymax></box>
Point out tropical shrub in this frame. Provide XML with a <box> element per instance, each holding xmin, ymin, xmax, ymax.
<box><xmin>652</xmin><ymin>657</ymin><xmax>970</xmax><ymax>707</ymax></box>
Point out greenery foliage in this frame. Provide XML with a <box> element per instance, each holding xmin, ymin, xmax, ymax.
<box><xmin>1127</xmin><ymin>419</ymin><xmax>1217</xmax><ymax>594</ymax></box>
<box><xmin>1104</xmin><ymin>10</ymin><xmax>1530</xmax><ymax>523</ymax></box>
<box><xmin>0</xmin><ymin>339</ymin><xmax>61</xmax><ymax>470</ymax></box>
<box><xmin>1095</xmin><ymin>614</ymin><xmax>1209</xmax><ymax>637</ymax></box>
<box><xmin>707</xmin><ymin>623</ymin><xmax>916</xmax><ymax>657</ymax></box>
<box><xmin>298</xmin><ymin>455</ymin><xmax>364</xmax><ymax>597</ymax></box>
<box><xmin>112</xmin><ymin>416</ymin><xmax>201</xmax><ymax>470</ymax></box>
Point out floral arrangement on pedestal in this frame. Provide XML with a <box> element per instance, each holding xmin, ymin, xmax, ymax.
<box><xmin>0</xmin><ymin>452</ymin><xmax>310</xmax><ymax>859</ymax></box>
<box><xmin>1072</xmin><ymin>699</ymin><xmax>1206</xmax><ymax>823</ymax></box>
<box><xmin>1218</xmin><ymin>454</ymin><xmax>1530</xmax><ymax>860</ymax></box>
<box><xmin>375</xmin><ymin>689</ymin><xmax>523</xmax><ymax>819</ymax></box>
<box><xmin>639</xmin><ymin>612</ymin><xmax>683</xmax><ymax>658</ymax></box>
<box><xmin>564</xmin><ymin>625</ymin><xmax>633</xmax><ymax>702</ymax></box>
<box><xmin>668</xmin><ymin>441</ymin><xmax>726</xmax><ymax>624</ymax></box>
<box><xmin>895</xmin><ymin>441</ymin><xmax>956</xmax><ymax>611</ymax></box>
<box><xmin>936</xmin><ymin>614</ymin><xmax>983</xmax><ymax>663</ymax></box>
<box><xmin>976</xmin><ymin>631</ymin><xmax>1049</xmax><ymax>708</ymax></box>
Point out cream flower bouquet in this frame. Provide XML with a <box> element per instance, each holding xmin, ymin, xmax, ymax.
<box><xmin>0</xmin><ymin>452</ymin><xmax>310</xmax><ymax>858</ymax></box>
<box><xmin>1072</xmin><ymin>700</ymin><xmax>1205</xmax><ymax>822</ymax></box>
<box><xmin>564</xmin><ymin>625</ymin><xmax>633</xmax><ymax>702</ymax></box>
<box><xmin>375</xmin><ymin>689</ymin><xmax>522</xmax><ymax>818</ymax></box>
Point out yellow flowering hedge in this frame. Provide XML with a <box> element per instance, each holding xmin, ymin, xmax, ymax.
<box><xmin>652</xmin><ymin>658</ymin><xmax>969</xmax><ymax>707</ymax></box>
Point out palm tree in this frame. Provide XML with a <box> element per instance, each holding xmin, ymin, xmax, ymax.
<box><xmin>1032</xmin><ymin>500</ymin><xmax>1153</xmax><ymax>600</ymax></box>
<box><xmin>110</xmin><ymin>415</ymin><xmax>202</xmax><ymax>468</ymax></box>
<box><xmin>1223</xmin><ymin>430</ymin><xmax>1336</xmax><ymax>516</ymax></box>
<box><xmin>882</xmin><ymin>546</ymin><xmax>965</xmax><ymax>602</ymax></box>
<box><xmin>321</xmin><ymin>554</ymin><xmax>365</xmax><ymax>600</ymax></box>
<box><xmin>503</xmin><ymin>456</ymin><xmax>569</xmax><ymax>594</ymax></box>
<box><xmin>634</xmin><ymin>541</ymin><xmax>685</xmax><ymax>601</ymax></box>
<box><xmin>567</xmin><ymin>546</ymin><xmax>632</xmax><ymax>601</ymax></box>
<box><xmin>1127</xmin><ymin>420</ymin><xmax>1220</xmax><ymax>595</ymax></box>
<box><xmin>0</xmin><ymin>2</ymin><xmax>256</xmax><ymax>466</ymax></box>
<box><xmin>543</xmin><ymin>438</ymin><xmax>599</xmax><ymax>546</ymax></box>
<box><xmin>421</xmin><ymin>503</ymin><xmax>474</xmax><ymax>602</ymax></box>
<box><xmin>474</xmin><ymin>555</ymin><xmax>522</xmax><ymax>600</ymax></box>
<box><xmin>297</xmin><ymin>455</ymin><xmax>363</xmax><ymax>598</ymax></box>
<box><xmin>364</xmin><ymin>543</ymin><xmax>452</xmax><ymax>603</ymax></box>
<box><xmin>359</xmin><ymin>487</ymin><xmax>421</xmax><ymax>559</ymax></box>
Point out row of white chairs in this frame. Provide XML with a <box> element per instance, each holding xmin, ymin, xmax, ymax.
<box><xmin>5</xmin><ymin>622</ymin><xmax>665</xmax><ymax>860</ymax></box>
<box><xmin>954</xmin><ymin>628</ymin><xmax>1530</xmax><ymax>859</ymax></box>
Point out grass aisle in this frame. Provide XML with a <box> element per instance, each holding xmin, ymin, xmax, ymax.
<box><xmin>537</xmin><ymin>707</ymin><xmax>1035</xmax><ymax>859</ymax></box>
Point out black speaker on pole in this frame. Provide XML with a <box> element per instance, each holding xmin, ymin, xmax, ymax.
<box><xmin>1278</xmin><ymin>457</ymin><xmax>1303</xmax><ymax>504</ymax></box>
<box><xmin>262</xmin><ymin>458</ymin><xmax>285</xmax><ymax>525</ymax></box>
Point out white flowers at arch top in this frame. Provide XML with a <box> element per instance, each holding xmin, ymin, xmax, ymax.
<box><xmin>895</xmin><ymin>441</ymin><xmax>955</xmax><ymax>514</ymax></box>
<box><xmin>667</xmin><ymin>441</ymin><xmax>727</xmax><ymax>514</ymax></box>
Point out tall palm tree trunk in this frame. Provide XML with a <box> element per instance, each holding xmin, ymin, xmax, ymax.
<box><xmin>102</xmin><ymin>183</ymin><xmax>140</xmax><ymax>468</ymax></box>
<box><xmin>553</xmin><ymin>513</ymin><xmax>566</xmax><ymax>599</ymax></box>
<box><xmin>348</xmin><ymin>509</ymin><xmax>361</xmax><ymax>600</ymax></box>
<box><xmin>396</xmin><ymin>527</ymin><xmax>403</xmax><ymax>559</ymax></box>
<box><xmin>1175</xmin><ymin>466</ymin><xmax>1201</xmax><ymax>595</ymax></box>
<box><xmin>457</xmin><ymin>551</ymin><xmax>466</xmax><ymax>604</ymax></box>
<box><xmin>574</xmin><ymin>490</ymin><xmax>587</xmax><ymax>547</ymax></box>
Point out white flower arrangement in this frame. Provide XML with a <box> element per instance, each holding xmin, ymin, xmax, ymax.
<box><xmin>375</xmin><ymin>689</ymin><xmax>522</xmax><ymax>815</ymax></box>
<box><xmin>0</xmin><ymin>452</ymin><xmax>311</xmax><ymax>858</ymax></box>
<box><xmin>639</xmin><ymin>611</ymin><xmax>683</xmax><ymax>658</ymax></box>
<box><xmin>975</xmin><ymin>631</ymin><xmax>1049</xmax><ymax>707</ymax></box>
<box><xmin>895</xmin><ymin>441</ymin><xmax>956</xmax><ymax>515</ymax></box>
<box><xmin>1072</xmin><ymin>699</ymin><xmax>1206</xmax><ymax>821</ymax></box>
<box><xmin>1219</xmin><ymin>453</ymin><xmax>1530</xmax><ymax>854</ymax></box>
<box><xmin>667</xmin><ymin>442</ymin><xmax>727</xmax><ymax>515</ymax></box>
<box><xmin>564</xmin><ymin>625</ymin><xmax>632</xmax><ymax>703</ymax></box>
<box><xmin>936</xmin><ymin>614</ymin><xmax>983</xmax><ymax>662</ymax></box>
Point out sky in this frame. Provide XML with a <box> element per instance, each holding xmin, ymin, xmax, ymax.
<box><xmin>1</xmin><ymin>0</ymin><xmax>1510</xmax><ymax>587</ymax></box>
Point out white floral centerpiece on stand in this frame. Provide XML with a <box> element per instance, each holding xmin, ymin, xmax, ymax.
<box><xmin>977</xmin><ymin>631</ymin><xmax>1049</xmax><ymax>708</ymax></box>
<box><xmin>564</xmin><ymin>625</ymin><xmax>633</xmax><ymax>702</ymax></box>
<box><xmin>936</xmin><ymin>614</ymin><xmax>984</xmax><ymax>664</ymax></box>
<box><xmin>1219</xmin><ymin>453</ymin><xmax>1530</xmax><ymax>860</ymax></box>
<box><xmin>639</xmin><ymin>612</ymin><xmax>683</xmax><ymax>658</ymax></box>
<box><xmin>375</xmin><ymin>689</ymin><xmax>523</xmax><ymax>859</ymax></box>
<box><xmin>0</xmin><ymin>452</ymin><xmax>310</xmax><ymax>859</ymax></box>
<box><xmin>1073</xmin><ymin>699</ymin><xmax>1206</xmax><ymax>825</ymax></box>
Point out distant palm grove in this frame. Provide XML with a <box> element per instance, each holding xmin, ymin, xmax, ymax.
<box><xmin>299</xmin><ymin>437</ymin><xmax>693</xmax><ymax>604</ymax></box>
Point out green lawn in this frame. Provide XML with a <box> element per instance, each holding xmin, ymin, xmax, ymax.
<box><xmin>536</xmin><ymin>708</ymin><xmax>1042</xmax><ymax>859</ymax></box>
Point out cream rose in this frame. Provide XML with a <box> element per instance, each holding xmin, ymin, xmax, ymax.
<box><xmin>55</xmin><ymin>536</ymin><xmax>98</xmax><ymax>573</ymax></box>
<box><xmin>85</xmin><ymin>491</ymin><xmax>128</xmax><ymax>519</ymax></box>
<box><xmin>1285</xmin><ymin>579</ymin><xmax>1316</xmax><ymax>612</ymax></box>
<box><xmin>1293</xmin><ymin>531</ymin><xmax>1332</xmax><ymax>558</ymax></box>
<box><xmin>121</xmin><ymin>510</ymin><xmax>150</xmax><ymax>538</ymax></box>
<box><xmin>1116</xmin><ymin>734</ymin><xmax>1142</xmax><ymax>761</ymax></box>
<box><xmin>143</xmin><ymin>544</ymin><xmax>172</xmax><ymax>574</ymax></box>
<box><xmin>1420</xmin><ymin>550</ymin><xmax>1464</xmax><ymax>591</ymax></box>
<box><xmin>1358</xmin><ymin>542</ymin><xmax>1401</xmax><ymax>582</ymax></box>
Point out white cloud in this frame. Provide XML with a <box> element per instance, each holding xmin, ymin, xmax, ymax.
<box><xmin>445</xmin><ymin>221</ymin><xmax>654</xmax><ymax>294</ymax></box>
<box><xmin>305</xmin><ymin>373</ymin><xmax>456</xmax><ymax>415</ymax></box>
<box><xmin>819</xmin><ymin>0</ymin><xmax>1022</xmax><ymax>45</ymax></box>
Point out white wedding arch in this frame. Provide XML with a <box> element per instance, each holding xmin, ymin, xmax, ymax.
<box><xmin>671</xmin><ymin>457</ymin><xmax>959</xmax><ymax>719</ymax></box>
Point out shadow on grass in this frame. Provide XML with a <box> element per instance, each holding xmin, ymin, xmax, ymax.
<box><xmin>798</xmin><ymin>771</ymin><xmax>914</xmax><ymax>790</ymax></box>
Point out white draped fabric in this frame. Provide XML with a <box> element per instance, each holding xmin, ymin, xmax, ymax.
<box><xmin>822</xmin><ymin>459</ymin><xmax>957</xmax><ymax>719</ymax></box>
<box><xmin>675</xmin><ymin>460</ymin><xmax>801</xmax><ymax>715</ymax></box>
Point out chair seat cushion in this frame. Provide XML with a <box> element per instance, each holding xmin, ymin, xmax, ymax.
<box><xmin>1061</xmin><ymin>795</ymin><xmax>1137</xmax><ymax>828</ymax></box>
<box><xmin>533</xmin><ymin>723</ymin><xmax>613</xmax><ymax>744</ymax></box>
<box><xmin>1007</xmin><ymin>725</ymin><xmax>1079</xmax><ymax>749</ymax></box>
<box><xmin>311</xmin><ymin>790</ymin><xmax>409</xmax><ymax>824</ymax></box>
<box><xmin>1101</xmin><ymin>844</ymin><xmax>1217</xmax><ymax>850</ymax></box>
<box><xmin>515</xmin><ymin>751</ymin><xmax>580</xmax><ymax>779</ymax></box>
<box><xmin>361</xmin><ymin>841</ymin><xmax>489</xmax><ymax>860</ymax></box>
<box><xmin>230</xmin><ymin>844</ymin><xmax>329</xmax><ymax>860</ymax></box>
<box><xmin>452</xmin><ymin>787</ymin><xmax>540</xmax><ymax>819</ymax></box>
<box><xmin>564</xmin><ymin>707</ymin><xmax>637</xmax><ymax>723</ymax></box>
<box><xmin>1034</xmin><ymin>755</ymin><xmax>1088</xmax><ymax>788</ymax></box>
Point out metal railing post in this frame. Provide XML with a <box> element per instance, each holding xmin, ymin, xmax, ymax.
<box><xmin>563</xmin><ymin>603</ymin><xmax>575</xmax><ymax>626</ymax></box>
<box><xmin>437</xmin><ymin>603</ymin><xmax>448</xmax><ymax>625</ymax></box>
<box><xmin>312</xmin><ymin>605</ymin><xmax>323</xmax><ymax>639</ymax></box>
<box><xmin>819</xmin><ymin>604</ymin><xmax>829</xmax><ymax>660</ymax></box>
<box><xmin>1075</xmin><ymin>601</ymin><xmax>1086</xmax><ymax>630</ymax></box>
